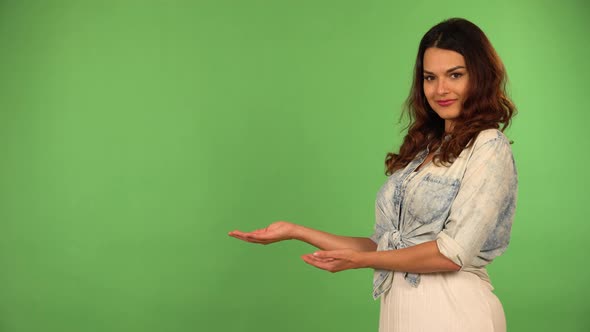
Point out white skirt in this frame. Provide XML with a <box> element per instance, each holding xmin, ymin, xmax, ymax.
<box><xmin>379</xmin><ymin>271</ymin><xmax>506</xmax><ymax>332</ymax></box>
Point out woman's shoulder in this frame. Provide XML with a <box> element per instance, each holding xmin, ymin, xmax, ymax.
<box><xmin>472</xmin><ymin>128</ymin><xmax>511</xmax><ymax>149</ymax></box>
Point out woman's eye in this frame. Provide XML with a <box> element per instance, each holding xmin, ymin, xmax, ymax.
<box><xmin>450</xmin><ymin>73</ymin><xmax>463</xmax><ymax>79</ymax></box>
<box><xmin>423</xmin><ymin>75</ymin><xmax>435</xmax><ymax>81</ymax></box>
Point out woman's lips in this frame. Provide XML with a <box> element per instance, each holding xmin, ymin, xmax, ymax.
<box><xmin>436</xmin><ymin>99</ymin><xmax>456</xmax><ymax>106</ymax></box>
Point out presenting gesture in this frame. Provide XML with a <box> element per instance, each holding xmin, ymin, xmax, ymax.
<box><xmin>229</xmin><ymin>221</ymin><xmax>375</xmax><ymax>273</ymax></box>
<box><xmin>229</xmin><ymin>221</ymin><xmax>377</xmax><ymax>252</ymax></box>
<box><xmin>228</xmin><ymin>221</ymin><xmax>296</xmax><ymax>245</ymax></box>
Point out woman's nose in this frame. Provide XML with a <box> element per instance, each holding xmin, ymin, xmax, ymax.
<box><xmin>437</xmin><ymin>78</ymin><xmax>449</xmax><ymax>95</ymax></box>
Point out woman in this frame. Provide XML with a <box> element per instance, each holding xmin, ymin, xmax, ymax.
<box><xmin>229</xmin><ymin>17</ymin><xmax>517</xmax><ymax>332</ymax></box>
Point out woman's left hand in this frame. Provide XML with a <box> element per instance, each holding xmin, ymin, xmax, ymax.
<box><xmin>301</xmin><ymin>249</ymin><xmax>365</xmax><ymax>273</ymax></box>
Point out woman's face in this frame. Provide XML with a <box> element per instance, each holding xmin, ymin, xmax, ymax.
<box><xmin>422</xmin><ymin>47</ymin><xmax>469</xmax><ymax>132</ymax></box>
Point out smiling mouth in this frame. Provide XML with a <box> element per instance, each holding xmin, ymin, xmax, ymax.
<box><xmin>436</xmin><ymin>99</ymin><xmax>456</xmax><ymax>106</ymax></box>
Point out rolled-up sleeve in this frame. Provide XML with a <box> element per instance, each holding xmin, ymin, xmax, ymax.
<box><xmin>436</xmin><ymin>136</ymin><xmax>518</xmax><ymax>268</ymax></box>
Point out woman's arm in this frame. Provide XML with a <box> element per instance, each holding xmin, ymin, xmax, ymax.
<box><xmin>229</xmin><ymin>221</ymin><xmax>377</xmax><ymax>252</ymax></box>
<box><xmin>361</xmin><ymin>240</ymin><xmax>460</xmax><ymax>272</ymax></box>
<box><xmin>292</xmin><ymin>224</ymin><xmax>377</xmax><ymax>251</ymax></box>
<box><xmin>303</xmin><ymin>240</ymin><xmax>460</xmax><ymax>273</ymax></box>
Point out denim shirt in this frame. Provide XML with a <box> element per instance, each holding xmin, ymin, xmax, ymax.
<box><xmin>371</xmin><ymin>129</ymin><xmax>518</xmax><ymax>299</ymax></box>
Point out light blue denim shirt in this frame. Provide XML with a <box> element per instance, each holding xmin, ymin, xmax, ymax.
<box><xmin>371</xmin><ymin>129</ymin><xmax>518</xmax><ymax>299</ymax></box>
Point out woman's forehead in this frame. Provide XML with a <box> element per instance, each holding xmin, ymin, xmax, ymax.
<box><xmin>423</xmin><ymin>48</ymin><xmax>466</xmax><ymax>72</ymax></box>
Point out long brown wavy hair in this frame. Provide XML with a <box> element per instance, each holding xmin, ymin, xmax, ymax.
<box><xmin>385</xmin><ymin>18</ymin><xmax>516</xmax><ymax>176</ymax></box>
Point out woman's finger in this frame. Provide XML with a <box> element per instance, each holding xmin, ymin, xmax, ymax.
<box><xmin>303</xmin><ymin>254</ymin><xmax>332</xmax><ymax>265</ymax></box>
<box><xmin>229</xmin><ymin>230</ymin><xmax>251</xmax><ymax>237</ymax></box>
<box><xmin>302</xmin><ymin>255</ymin><xmax>323</xmax><ymax>267</ymax></box>
<box><xmin>229</xmin><ymin>231</ymin><xmax>263</xmax><ymax>241</ymax></box>
<box><xmin>302</xmin><ymin>255</ymin><xmax>336</xmax><ymax>271</ymax></box>
<box><xmin>314</xmin><ymin>250</ymin><xmax>348</xmax><ymax>260</ymax></box>
<box><xmin>230</xmin><ymin>230</ymin><xmax>275</xmax><ymax>241</ymax></box>
<box><xmin>313</xmin><ymin>251</ymin><xmax>337</xmax><ymax>259</ymax></box>
<box><xmin>307</xmin><ymin>254</ymin><xmax>335</xmax><ymax>262</ymax></box>
<box><xmin>229</xmin><ymin>233</ymin><xmax>269</xmax><ymax>244</ymax></box>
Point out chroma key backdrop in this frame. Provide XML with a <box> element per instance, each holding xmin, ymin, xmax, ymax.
<box><xmin>0</xmin><ymin>1</ymin><xmax>588</xmax><ymax>331</ymax></box>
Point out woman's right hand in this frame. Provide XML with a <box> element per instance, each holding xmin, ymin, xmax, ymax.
<box><xmin>228</xmin><ymin>221</ymin><xmax>298</xmax><ymax>245</ymax></box>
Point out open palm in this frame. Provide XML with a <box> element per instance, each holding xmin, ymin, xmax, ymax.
<box><xmin>228</xmin><ymin>221</ymin><xmax>295</xmax><ymax>245</ymax></box>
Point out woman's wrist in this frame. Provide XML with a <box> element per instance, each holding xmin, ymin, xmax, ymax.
<box><xmin>290</xmin><ymin>223</ymin><xmax>306</xmax><ymax>241</ymax></box>
<box><xmin>356</xmin><ymin>251</ymin><xmax>374</xmax><ymax>269</ymax></box>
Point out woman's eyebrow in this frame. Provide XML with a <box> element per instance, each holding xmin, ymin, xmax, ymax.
<box><xmin>423</xmin><ymin>66</ymin><xmax>466</xmax><ymax>74</ymax></box>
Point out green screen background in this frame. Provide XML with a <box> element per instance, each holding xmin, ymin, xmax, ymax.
<box><xmin>0</xmin><ymin>0</ymin><xmax>588</xmax><ymax>331</ymax></box>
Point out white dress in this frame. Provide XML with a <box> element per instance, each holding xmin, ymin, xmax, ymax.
<box><xmin>379</xmin><ymin>271</ymin><xmax>506</xmax><ymax>332</ymax></box>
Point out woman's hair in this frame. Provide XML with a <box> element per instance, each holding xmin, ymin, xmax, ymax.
<box><xmin>385</xmin><ymin>18</ymin><xmax>516</xmax><ymax>176</ymax></box>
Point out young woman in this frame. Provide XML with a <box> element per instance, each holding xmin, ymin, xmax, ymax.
<box><xmin>229</xmin><ymin>17</ymin><xmax>517</xmax><ymax>332</ymax></box>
